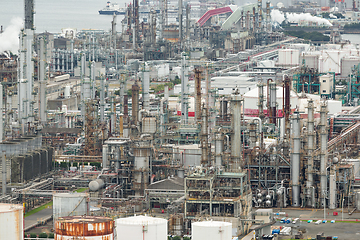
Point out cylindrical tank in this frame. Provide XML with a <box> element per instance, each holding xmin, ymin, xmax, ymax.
<box><xmin>64</xmin><ymin>85</ymin><xmax>71</xmax><ymax>98</ymax></box>
<box><xmin>115</xmin><ymin>215</ymin><xmax>167</xmax><ymax>240</ymax></box>
<box><xmin>192</xmin><ymin>221</ymin><xmax>232</xmax><ymax>240</ymax></box>
<box><xmin>53</xmin><ymin>193</ymin><xmax>88</xmax><ymax>220</ymax></box>
<box><xmin>89</xmin><ymin>178</ymin><xmax>105</xmax><ymax>191</ymax></box>
<box><xmin>55</xmin><ymin>216</ymin><xmax>114</xmax><ymax>240</ymax></box>
<box><xmin>0</xmin><ymin>203</ymin><xmax>23</xmax><ymax>240</ymax></box>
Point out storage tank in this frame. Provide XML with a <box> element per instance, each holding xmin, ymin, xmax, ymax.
<box><xmin>89</xmin><ymin>178</ymin><xmax>105</xmax><ymax>191</ymax></box>
<box><xmin>278</xmin><ymin>49</ymin><xmax>300</xmax><ymax>66</ymax></box>
<box><xmin>300</xmin><ymin>54</ymin><xmax>319</xmax><ymax>69</ymax></box>
<box><xmin>0</xmin><ymin>203</ymin><xmax>23</xmax><ymax>240</ymax></box>
<box><xmin>192</xmin><ymin>221</ymin><xmax>232</xmax><ymax>240</ymax></box>
<box><xmin>53</xmin><ymin>193</ymin><xmax>88</xmax><ymax>220</ymax></box>
<box><xmin>64</xmin><ymin>85</ymin><xmax>71</xmax><ymax>98</ymax></box>
<box><xmin>115</xmin><ymin>215</ymin><xmax>167</xmax><ymax>240</ymax></box>
<box><xmin>55</xmin><ymin>216</ymin><xmax>114</xmax><ymax>240</ymax></box>
<box><xmin>243</xmin><ymin>86</ymin><xmax>298</xmax><ymax>117</ymax></box>
<box><xmin>341</xmin><ymin>56</ymin><xmax>360</xmax><ymax>77</ymax></box>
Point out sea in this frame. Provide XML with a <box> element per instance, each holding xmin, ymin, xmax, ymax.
<box><xmin>1</xmin><ymin>0</ymin><xmax>360</xmax><ymax>44</ymax></box>
<box><xmin>0</xmin><ymin>0</ymin><xmax>129</xmax><ymax>33</ymax></box>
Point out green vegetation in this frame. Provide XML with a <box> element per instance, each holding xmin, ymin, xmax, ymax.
<box><xmin>39</xmin><ymin>232</ymin><xmax>48</xmax><ymax>238</ymax></box>
<box><xmin>48</xmin><ymin>233</ymin><xmax>54</xmax><ymax>238</ymax></box>
<box><xmin>321</xmin><ymin>12</ymin><xmax>344</xmax><ymax>19</ymax></box>
<box><xmin>75</xmin><ymin>188</ymin><xmax>88</xmax><ymax>193</ymax></box>
<box><xmin>25</xmin><ymin>201</ymin><xmax>53</xmax><ymax>218</ymax></box>
<box><xmin>344</xmin><ymin>22</ymin><xmax>360</xmax><ymax>29</ymax></box>
<box><xmin>183</xmin><ymin>237</ymin><xmax>191</xmax><ymax>240</ymax></box>
<box><xmin>151</xmin><ymin>82</ymin><xmax>174</xmax><ymax>94</ymax></box>
<box><xmin>172</xmin><ymin>236</ymin><xmax>181</xmax><ymax>240</ymax></box>
<box><xmin>284</xmin><ymin>31</ymin><xmax>330</xmax><ymax>42</ymax></box>
<box><xmin>30</xmin><ymin>233</ymin><xmax>37</xmax><ymax>238</ymax></box>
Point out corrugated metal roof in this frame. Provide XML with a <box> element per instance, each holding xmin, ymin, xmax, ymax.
<box><xmin>222</xmin><ymin>3</ymin><xmax>257</xmax><ymax>30</ymax></box>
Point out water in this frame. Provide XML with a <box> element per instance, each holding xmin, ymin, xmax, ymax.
<box><xmin>341</xmin><ymin>34</ymin><xmax>360</xmax><ymax>45</ymax></box>
<box><xmin>1</xmin><ymin>0</ymin><xmax>129</xmax><ymax>33</ymax></box>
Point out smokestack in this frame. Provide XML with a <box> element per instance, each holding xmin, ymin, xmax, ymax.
<box><xmin>24</xmin><ymin>0</ymin><xmax>34</xmax><ymax>30</ymax></box>
<box><xmin>194</xmin><ymin>68</ymin><xmax>202</xmax><ymax>121</ymax></box>
<box><xmin>291</xmin><ymin>112</ymin><xmax>301</xmax><ymax>207</ymax></box>
<box><xmin>132</xmin><ymin>82</ymin><xmax>140</xmax><ymax>124</ymax></box>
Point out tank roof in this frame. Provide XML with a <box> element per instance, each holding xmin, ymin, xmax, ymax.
<box><xmin>116</xmin><ymin>215</ymin><xmax>167</xmax><ymax>225</ymax></box>
<box><xmin>192</xmin><ymin>221</ymin><xmax>232</xmax><ymax>227</ymax></box>
<box><xmin>57</xmin><ymin>216</ymin><xmax>112</xmax><ymax>223</ymax></box>
<box><xmin>0</xmin><ymin>203</ymin><xmax>23</xmax><ymax>213</ymax></box>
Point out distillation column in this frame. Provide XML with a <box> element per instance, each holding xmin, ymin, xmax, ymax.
<box><xmin>132</xmin><ymin>82</ymin><xmax>140</xmax><ymax>124</ymax></box>
<box><xmin>200</xmin><ymin>107</ymin><xmax>208</xmax><ymax>166</ymax></box>
<box><xmin>194</xmin><ymin>68</ymin><xmax>202</xmax><ymax>121</ymax></box>
<box><xmin>269</xmin><ymin>82</ymin><xmax>277</xmax><ymax>125</ymax></box>
<box><xmin>291</xmin><ymin>112</ymin><xmax>301</xmax><ymax>207</ymax></box>
<box><xmin>231</xmin><ymin>91</ymin><xmax>243</xmax><ymax>170</ymax></box>
<box><xmin>180</xmin><ymin>52</ymin><xmax>188</xmax><ymax>124</ymax></box>
<box><xmin>39</xmin><ymin>36</ymin><xmax>47</xmax><ymax>125</ymax></box>
<box><xmin>319</xmin><ymin>103</ymin><xmax>328</xmax><ymax>207</ymax></box>
<box><xmin>142</xmin><ymin>68</ymin><xmax>150</xmax><ymax>111</ymax></box>
<box><xmin>307</xmin><ymin>99</ymin><xmax>315</xmax><ymax>207</ymax></box>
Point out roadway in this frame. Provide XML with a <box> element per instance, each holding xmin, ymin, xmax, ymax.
<box><xmin>24</xmin><ymin>206</ymin><xmax>53</xmax><ymax>232</ymax></box>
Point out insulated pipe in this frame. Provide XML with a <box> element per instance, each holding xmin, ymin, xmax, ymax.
<box><xmin>291</xmin><ymin>112</ymin><xmax>301</xmax><ymax>207</ymax></box>
<box><xmin>320</xmin><ymin>102</ymin><xmax>328</xmax><ymax>207</ymax></box>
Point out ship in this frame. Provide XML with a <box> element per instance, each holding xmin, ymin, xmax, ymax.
<box><xmin>98</xmin><ymin>1</ymin><xmax>126</xmax><ymax>15</ymax></box>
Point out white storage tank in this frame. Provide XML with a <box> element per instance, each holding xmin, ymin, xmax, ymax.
<box><xmin>53</xmin><ymin>192</ymin><xmax>88</xmax><ymax>220</ymax></box>
<box><xmin>300</xmin><ymin>54</ymin><xmax>319</xmax><ymax>69</ymax></box>
<box><xmin>278</xmin><ymin>49</ymin><xmax>300</xmax><ymax>66</ymax></box>
<box><xmin>341</xmin><ymin>56</ymin><xmax>360</xmax><ymax>77</ymax></box>
<box><xmin>89</xmin><ymin>178</ymin><xmax>105</xmax><ymax>191</ymax></box>
<box><xmin>55</xmin><ymin>216</ymin><xmax>114</xmax><ymax>240</ymax></box>
<box><xmin>0</xmin><ymin>203</ymin><xmax>23</xmax><ymax>240</ymax></box>
<box><xmin>192</xmin><ymin>221</ymin><xmax>232</xmax><ymax>240</ymax></box>
<box><xmin>64</xmin><ymin>85</ymin><xmax>71</xmax><ymax>98</ymax></box>
<box><xmin>115</xmin><ymin>215</ymin><xmax>167</xmax><ymax>240</ymax></box>
<box><xmin>243</xmin><ymin>86</ymin><xmax>298</xmax><ymax>117</ymax></box>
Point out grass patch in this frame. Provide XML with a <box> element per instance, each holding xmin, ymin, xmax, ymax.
<box><xmin>25</xmin><ymin>201</ymin><xmax>53</xmax><ymax>218</ymax></box>
<box><xmin>75</xmin><ymin>188</ymin><xmax>88</xmax><ymax>193</ymax></box>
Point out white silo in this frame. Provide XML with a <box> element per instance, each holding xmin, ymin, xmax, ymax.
<box><xmin>53</xmin><ymin>192</ymin><xmax>88</xmax><ymax>220</ymax></box>
<box><xmin>192</xmin><ymin>221</ymin><xmax>232</xmax><ymax>240</ymax></box>
<box><xmin>115</xmin><ymin>215</ymin><xmax>167</xmax><ymax>240</ymax></box>
<box><xmin>0</xmin><ymin>203</ymin><xmax>23</xmax><ymax>240</ymax></box>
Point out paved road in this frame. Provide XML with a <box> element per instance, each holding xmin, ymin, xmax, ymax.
<box><xmin>24</xmin><ymin>206</ymin><xmax>53</xmax><ymax>231</ymax></box>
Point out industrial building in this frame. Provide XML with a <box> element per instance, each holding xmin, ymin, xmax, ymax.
<box><xmin>2</xmin><ymin>0</ymin><xmax>360</xmax><ymax>239</ymax></box>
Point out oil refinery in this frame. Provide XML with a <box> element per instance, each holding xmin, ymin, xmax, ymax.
<box><xmin>3</xmin><ymin>0</ymin><xmax>360</xmax><ymax>239</ymax></box>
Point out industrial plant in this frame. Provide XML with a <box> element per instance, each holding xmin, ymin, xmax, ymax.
<box><xmin>2</xmin><ymin>0</ymin><xmax>360</xmax><ymax>239</ymax></box>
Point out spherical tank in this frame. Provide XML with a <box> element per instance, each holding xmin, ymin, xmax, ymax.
<box><xmin>0</xmin><ymin>203</ymin><xmax>23</xmax><ymax>240</ymax></box>
<box><xmin>53</xmin><ymin>192</ymin><xmax>88</xmax><ymax>220</ymax></box>
<box><xmin>89</xmin><ymin>179</ymin><xmax>105</xmax><ymax>191</ymax></box>
<box><xmin>55</xmin><ymin>216</ymin><xmax>114</xmax><ymax>240</ymax></box>
<box><xmin>115</xmin><ymin>215</ymin><xmax>168</xmax><ymax>240</ymax></box>
<box><xmin>192</xmin><ymin>221</ymin><xmax>232</xmax><ymax>240</ymax></box>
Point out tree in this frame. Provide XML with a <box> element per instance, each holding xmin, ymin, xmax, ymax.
<box><xmin>39</xmin><ymin>232</ymin><xmax>48</xmax><ymax>238</ymax></box>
